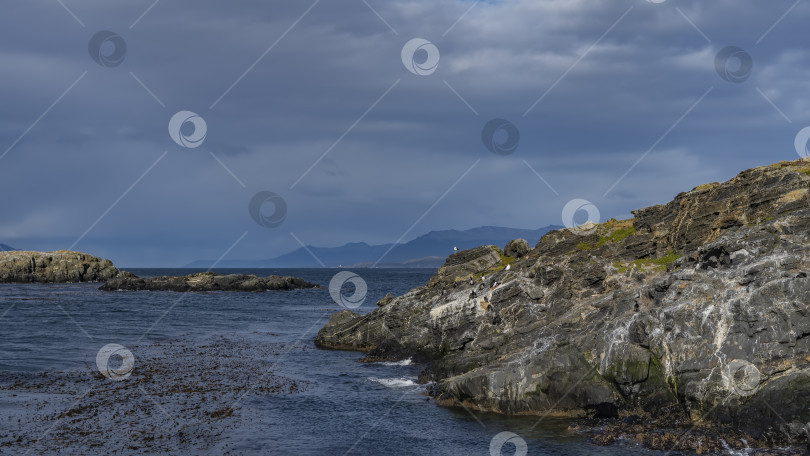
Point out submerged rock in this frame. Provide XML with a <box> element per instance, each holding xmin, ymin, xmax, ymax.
<box><xmin>0</xmin><ymin>335</ymin><xmax>310</xmax><ymax>454</ymax></box>
<box><xmin>0</xmin><ymin>250</ymin><xmax>125</xmax><ymax>283</ymax></box>
<box><xmin>316</xmin><ymin>159</ymin><xmax>810</xmax><ymax>448</ymax></box>
<box><xmin>99</xmin><ymin>271</ymin><xmax>319</xmax><ymax>292</ymax></box>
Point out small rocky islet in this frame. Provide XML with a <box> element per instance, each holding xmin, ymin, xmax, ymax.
<box><xmin>316</xmin><ymin>159</ymin><xmax>810</xmax><ymax>454</ymax></box>
<box><xmin>0</xmin><ymin>250</ymin><xmax>318</xmax><ymax>292</ymax></box>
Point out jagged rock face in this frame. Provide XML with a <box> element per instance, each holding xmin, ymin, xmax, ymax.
<box><xmin>0</xmin><ymin>250</ymin><xmax>122</xmax><ymax>283</ymax></box>
<box><xmin>99</xmin><ymin>272</ymin><xmax>318</xmax><ymax>292</ymax></box>
<box><xmin>315</xmin><ymin>160</ymin><xmax>810</xmax><ymax>440</ymax></box>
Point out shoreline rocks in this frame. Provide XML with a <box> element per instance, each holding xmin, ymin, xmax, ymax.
<box><xmin>99</xmin><ymin>271</ymin><xmax>319</xmax><ymax>292</ymax></box>
<box><xmin>315</xmin><ymin>159</ymin><xmax>810</xmax><ymax>452</ymax></box>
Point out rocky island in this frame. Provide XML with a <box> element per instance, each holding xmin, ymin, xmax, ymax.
<box><xmin>99</xmin><ymin>271</ymin><xmax>318</xmax><ymax>292</ymax></box>
<box><xmin>0</xmin><ymin>250</ymin><xmax>123</xmax><ymax>283</ymax></box>
<box><xmin>0</xmin><ymin>250</ymin><xmax>318</xmax><ymax>292</ymax></box>
<box><xmin>316</xmin><ymin>159</ymin><xmax>810</xmax><ymax>453</ymax></box>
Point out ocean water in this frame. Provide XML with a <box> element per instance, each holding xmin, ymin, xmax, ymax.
<box><xmin>0</xmin><ymin>268</ymin><xmax>669</xmax><ymax>455</ymax></box>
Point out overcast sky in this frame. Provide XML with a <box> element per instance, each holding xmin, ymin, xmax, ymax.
<box><xmin>1</xmin><ymin>0</ymin><xmax>808</xmax><ymax>266</ymax></box>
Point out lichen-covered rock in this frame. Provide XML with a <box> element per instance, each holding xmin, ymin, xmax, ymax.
<box><xmin>315</xmin><ymin>159</ymin><xmax>810</xmax><ymax>446</ymax></box>
<box><xmin>99</xmin><ymin>271</ymin><xmax>318</xmax><ymax>292</ymax></box>
<box><xmin>0</xmin><ymin>250</ymin><xmax>122</xmax><ymax>283</ymax></box>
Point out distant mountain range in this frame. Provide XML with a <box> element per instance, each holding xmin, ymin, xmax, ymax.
<box><xmin>0</xmin><ymin>244</ymin><xmax>17</xmax><ymax>252</ymax></box>
<box><xmin>186</xmin><ymin>225</ymin><xmax>562</xmax><ymax>269</ymax></box>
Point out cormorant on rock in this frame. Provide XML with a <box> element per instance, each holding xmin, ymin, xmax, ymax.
<box><xmin>469</xmin><ymin>290</ymin><xmax>477</xmax><ymax>299</ymax></box>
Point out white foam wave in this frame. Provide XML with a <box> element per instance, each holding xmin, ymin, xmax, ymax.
<box><xmin>379</xmin><ymin>358</ymin><xmax>413</xmax><ymax>366</ymax></box>
<box><xmin>367</xmin><ymin>377</ymin><xmax>418</xmax><ymax>388</ymax></box>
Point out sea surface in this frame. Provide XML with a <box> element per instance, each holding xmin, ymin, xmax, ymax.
<box><xmin>0</xmin><ymin>268</ymin><xmax>674</xmax><ymax>455</ymax></box>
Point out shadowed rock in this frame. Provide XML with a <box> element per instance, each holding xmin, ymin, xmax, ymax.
<box><xmin>315</xmin><ymin>159</ymin><xmax>810</xmax><ymax>450</ymax></box>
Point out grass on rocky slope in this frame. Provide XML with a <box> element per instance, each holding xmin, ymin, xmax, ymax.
<box><xmin>473</xmin><ymin>249</ymin><xmax>516</xmax><ymax>279</ymax></box>
<box><xmin>613</xmin><ymin>251</ymin><xmax>680</xmax><ymax>273</ymax></box>
<box><xmin>597</xmin><ymin>225</ymin><xmax>637</xmax><ymax>246</ymax></box>
<box><xmin>573</xmin><ymin>219</ymin><xmax>637</xmax><ymax>252</ymax></box>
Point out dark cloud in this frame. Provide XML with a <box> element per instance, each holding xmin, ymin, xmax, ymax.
<box><xmin>0</xmin><ymin>0</ymin><xmax>808</xmax><ymax>266</ymax></box>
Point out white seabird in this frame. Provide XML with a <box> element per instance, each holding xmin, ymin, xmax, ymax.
<box><xmin>505</xmin><ymin>264</ymin><xmax>511</xmax><ymax>271</ymax></box>
<box><xmin>453</xmin><ymin>246</ymin><xmax>459</xmax><ymax>251</ymax></box>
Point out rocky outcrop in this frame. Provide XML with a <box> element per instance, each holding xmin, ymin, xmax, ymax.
<box><xmin>316</xmin><ymin>159</ymin><xmax>810</xmax><ymax>449</ymax></box>
<box><xmin>99</xmin><ymin>271</ymin><xmax>318</xmax><ymax>292</ymax></box>
<box><xmin>425</xmin><ymin>245</ymin><xmax>503</xmax><ymax>287</ymax></box>
<box><xmin>0</xmin><ymin>250</ymin><xmax>124</xmax><ymax>283</ymax></box>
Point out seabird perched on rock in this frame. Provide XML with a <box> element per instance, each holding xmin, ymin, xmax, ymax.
<box><xmin>469</xmin><ymin>290</ymin><xmax>477</xmax><ymax>299</ymax></box>
<box><xmin>453</xmin><ymin>246</ymin><xmax>459</xmax><ymax>251</ymax></box>
<box><xmin>505</xmin><ymin>264</ymin><xmax>511</xmax><ymax>271</ymax></box>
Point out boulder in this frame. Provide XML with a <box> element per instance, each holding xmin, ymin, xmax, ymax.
<box><xmin>504</xmin><ymin>238</ymin><xmax>530</xmax><ymax>258</ymax></box>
